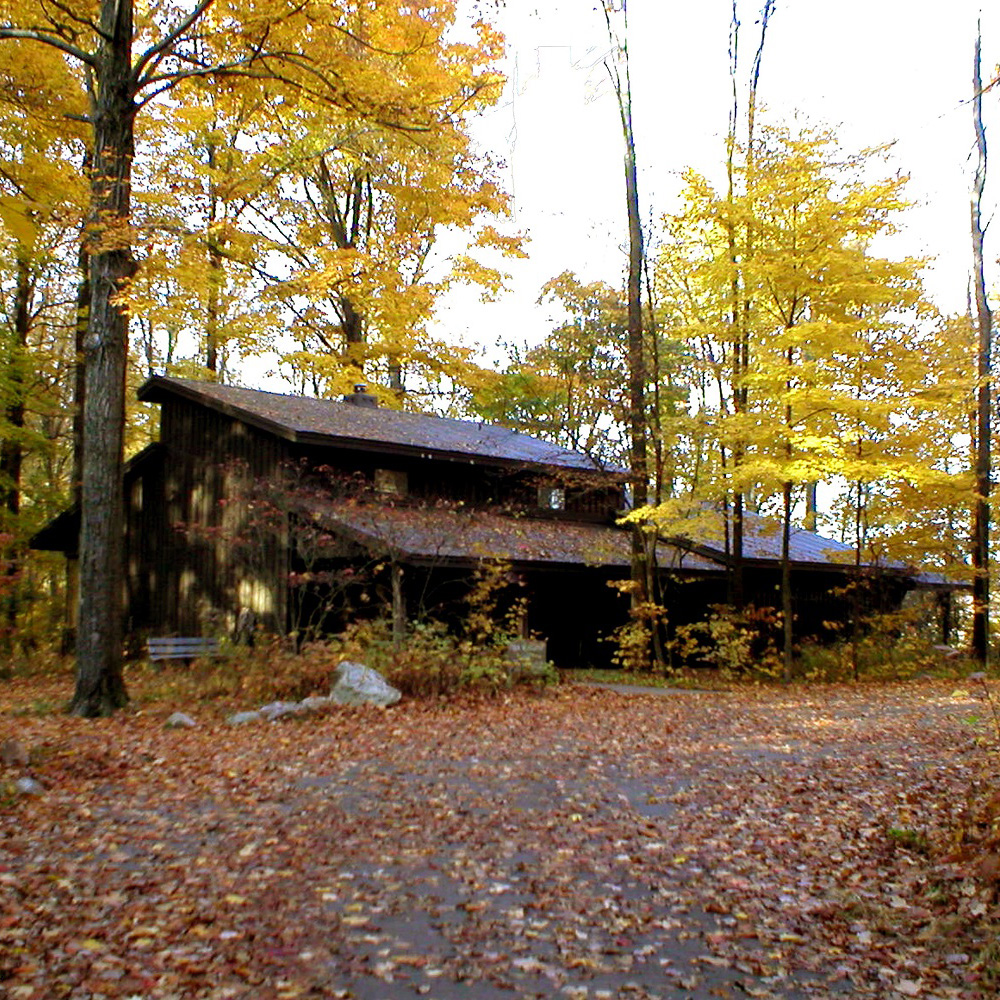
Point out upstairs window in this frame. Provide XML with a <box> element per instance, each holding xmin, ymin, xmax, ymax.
<box><xmin>537</xmin><ymin>485</ymin><xmax>566</xmax><ymax>511</ymax></box>
<box><xmin>375</xmin><ymin>468</ymin><xmax>408</xmax><ymax>496</ymax></box>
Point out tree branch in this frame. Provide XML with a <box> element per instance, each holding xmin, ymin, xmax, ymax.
<box><xmin>0</xmin><ymin>26</ymin><xmax>95</xmax><ymax>67</ymax></box>
<box><xmin>40</xmin><ymin>0</ymin><xmax>107</xmax><ymax>41</ymax></box>
<box><xmin>132</xmin><ymin>0</ymin><xmax>216</xmax><ymax>83</ymax></box>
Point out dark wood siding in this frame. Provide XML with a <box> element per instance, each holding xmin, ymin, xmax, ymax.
<box><xmin>291</xmin><ymin>443</ymin><xmax>623</xmax><ymax>520</ymax></box>
<box><xmin>129</xmin><ymin>401</ymin><xmax>289</xmax><ymax>636</ymax></box>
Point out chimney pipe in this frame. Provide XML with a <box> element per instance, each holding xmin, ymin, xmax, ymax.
<box><xmin>343</xmin><ymin>383</ymin><xmax>377</xmax><ymax>408</ymax></box>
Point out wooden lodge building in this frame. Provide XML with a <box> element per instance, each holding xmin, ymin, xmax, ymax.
<box><xmin>34</xmin><ymin>377</ymin><xmax>945</xmax><ymax>666</ymax></box>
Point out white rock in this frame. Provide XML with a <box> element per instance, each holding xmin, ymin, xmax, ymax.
<box><xmin>258</xmin><ymin>701</ymin><xmax>301</xmax><ymax>721</ymax></box>
<box><xmin>330</xmin><ymin>661</ymin><xmax>401</xmax><ymax>707</ymax></box>
<box><xmin>164</xmin><ymin>712</ymin><xmax>197</xmax><ymax>729</ymax></box>
<box><xmin>226</xmin><ymin>710</ymin><xmax>262</xmax><ymax>726</ymax></box>
<box><xmin>15</xmin><ymin>777</ymin><xmax>43</xmax><ymax>796</ymax></box>
<box><xmin>299</xmin><ymin>695</ymin><xmax>333</xmax><ymax>713</ymax></box>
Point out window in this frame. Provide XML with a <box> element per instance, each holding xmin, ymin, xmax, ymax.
<box><xmin>375</xmin><ymin>468</ymin><xmax>408</xmax><ymax>496</ymax></box>
<box><xmin>537</xmin><ymin>485</ymin><xmax>566</xmax><ymax>511</ymax></box>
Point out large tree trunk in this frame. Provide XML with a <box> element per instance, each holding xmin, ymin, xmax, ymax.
<box><xmin>603</xmin><ymin>1</ymin><xmax>653</xmax><ymax>665</ymax></box>
<box><xmin>971</xmin><ymin>24</ymin><xmax>992</xmax><ymax>667</ymax></box>
<box><xmin>71</xmin><ymin>0</ymin><xmax>135</xmax><ymax>717</ymax></box>
<box><xmin>1</xmin><ymin>253</ymin><xmax>28</xmax><ymax>522</ymax></box>
<box><xmin>727</xmin><ymin>1</ymin><xmax>774</xmax><ymax>612</ymax></box>
<box><xmin>205</xmin><ymin>140</ymin><xmax>223</xmax><ymax>377</ymax></box>
<box><xmin>62</xmin><ymin>235</ymin><xmax>91</xmax><ymax>655</ymax></box>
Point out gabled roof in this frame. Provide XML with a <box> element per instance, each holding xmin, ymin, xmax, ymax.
<box><xmin>138</xmin><ymin>376</ymin><xmax>622</xmax><ymax>474</ymax></box>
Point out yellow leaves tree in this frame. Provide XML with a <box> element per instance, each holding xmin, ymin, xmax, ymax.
<box><xmin>651</xmin><ymin>120</ymin><xmax>963</xmax><ymax>674</ymax></box>
<box><xmin>254</xmin><ymin>11</ymin><xmax>515</xmax><ymax>403</ymax></box>
<box><xmin>0</xmin><ymin>0</ymin><xmax>512</xmax><ymax>714</ymax></box>
<box><xmin>0</xmin><ymin>35</ymin><xmax>89</xmax><ymax>644</ymax></box>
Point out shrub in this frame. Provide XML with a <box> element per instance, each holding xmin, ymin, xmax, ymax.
<box><xmin>329</xmin><ymin>618</ymin><xmax>542</xmax><ymax>698</ymax></box>
<box><xmin>667</xmin><ymin>605</ymin><xmax>782</xmax><ymax>680</ymax></box>
<box><xmin>797</xmin><ymin>605</ymin><xmax>943</xmax><ymax>683</ymax></box>
<box><xmin>130</xmin><ymin>637</ymin><xmax>341</xmax><ymax>708</ymax></box>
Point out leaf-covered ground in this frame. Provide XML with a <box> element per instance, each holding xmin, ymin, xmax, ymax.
<box><xmin>1</xmin><ymin>677</ymin><xmax>998</xmax><ymax>999</ymax></box>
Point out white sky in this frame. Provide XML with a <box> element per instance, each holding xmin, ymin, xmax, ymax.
<box><xmin>433</xmin><ymin>0</ymin><xmax>1000</xmax><ymax>359</ymax></box>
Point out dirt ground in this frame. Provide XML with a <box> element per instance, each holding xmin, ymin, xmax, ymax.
<box><xmin>0</xmin><ymin>675</ymin><xmax>996</xmax><ymax>999</ymax></box>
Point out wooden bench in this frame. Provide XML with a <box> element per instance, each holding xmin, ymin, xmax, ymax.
<box><xmin>147</xmin><ymin>637</ymin><xmax>222</xmax><ymax>663</ymax></box>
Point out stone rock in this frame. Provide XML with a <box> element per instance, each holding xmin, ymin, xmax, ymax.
<box><xmin>299</xmin><ymin>695</ymin><xmax>333</xmax><ymax>713</ymax></box>
<box><xmin>330</xmin><ymin>661</ymin><xmax>401</xmax><ymax>707</ymax></box>
<box><xmin>259</xmin><ymin>701</ymin><xmax>303</xmax><ymax>722</ymax></box>
<box><xmin>933</xmin><ymin>644</ymin><xmax>965</xmax><ymax>661</ymax></box>
<box><xmin>164</xmin><ymin>712</ymin><xmax>197</xmax><ymax>729</ymax></box>
<box><xmin>1</xmin><ymin>737</ymin><xmax>28</xmax><ymax>769</ymax></box>
<box><xmin>15</xmin><ymin>776</ymin><xmax>43</xmax><ymax>796</ymax></box>
<box><xmin>226</xmin><ymin>710</ymin><xmax>263</xmax><ymax>726</ymax></box>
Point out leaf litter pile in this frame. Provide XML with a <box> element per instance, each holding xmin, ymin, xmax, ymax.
<box><xmin>2</xmin><ymin>678</ymin><xmax>998</xmax><ymax>999</ymax></box>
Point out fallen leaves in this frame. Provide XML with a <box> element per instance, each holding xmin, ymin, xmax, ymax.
<box><xmin>1</xmin><ymin>678</ymin><xmax>998</xmax><ymax>997</ymax></box>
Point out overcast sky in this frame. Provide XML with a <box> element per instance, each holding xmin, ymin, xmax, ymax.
<box><xmin>433</xmin><ymin>0</ymin><xmax>1000</xmax><ymax>359</ymax></box>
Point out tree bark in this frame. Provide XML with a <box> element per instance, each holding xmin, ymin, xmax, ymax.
<box><xmin>781</xmin><ymin>345</ymin><xmax>794</xmax><ymax>682</ymax></box>
<box><xmin>971</xmin><ymin>23</ymin><xmax>992</xmax><ymax>667</ymax></box>
<box><xmin>604</xmin><ymin>2</ymin><xmax>649</xmax><ymax>637</ymax></box>
<box><xmin>205</xmin><ymin>140</ymin><xmax>223</xmax><ymax>376</ymax></box>
<box><xmin>726</xmin><ymin>1</ymin><xmax>774</xmax><ymax>612</ymax></box>
<box><xmin>0</xmin><ymin>250</ymin><xmax>29</xmax><ymax>643</ymax></box>
<box><xmin>62</xmin><ymin>234</ymin><xmax>91</xmax><ymax>655</ymax></box>
<box><xmin>392</xmin><ymin>562</ymin><xmax>405</xmax><ymax>648</ymax></box>
<box><xmin>1</xmin><ymin>252</ymin><xmax>28</xmax><ymax>523</ymax></box>
<box><xmin>70</xmin><ymin>0</ymin><xmax>135</xmax><ymax>716</ymax></box>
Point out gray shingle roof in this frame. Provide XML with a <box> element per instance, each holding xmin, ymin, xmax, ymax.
<box><xmin>139</xmin><ymin>376</ymin><xmax>621</xmax><ymax>474</ymax></box>
<box><xmin>664</xmin><ymin>509</ymin><xmax>857</xmax><ymax>567</ymax></box>
<box><xmin>309</xmin><ymin>501</ymin><xmax>720</xmax><ymax>571</ymax></box>
<box><xmin>734</xmin><ymin>512</ymin><xmax>856</xmax><ymax>565</ymax></box>
<box><xmin>679</xmin><ymin>509</ymin><xmax>961</xmax><ymax>584</ymax></box>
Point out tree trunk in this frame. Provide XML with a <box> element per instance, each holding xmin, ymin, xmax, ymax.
<box><xmin>781</xmin><ymin>345</ymin><xmax>794</xmax><ymax>682</ymax></box>
<box><xmin>727</xmin><ymin>1</ymin><xmax>774</xmax><ymax>612</ymax></box>
<box><xmin>1</xmin><ymin>253</ymin><xmax>28</xmax><ymax>522</ymax></box>
<box><xmin>205</xmin><ymin>140</ymin><xmax>223</xmax><ymax>377</ymax></box>
<box><xmin>971</xmin><ymin>23</ymin><xmax>992</xmax><ymax>666</ymax></box>
<box><xmin>63</xmin><ymin>235</ymin><xmax>91</xmax><ymax>655</ymax></box>
<box><xmin>851</xmin><ymin>477</ymin><xmax>863</xmax><ymax>681</ymax></box>
<box><xmin>804</xmin><ymin>482</ymin><xmax>818</xmax><ymax>532</ymax></box>
<box><xmin>781</xmin><ymin>480</ymin><xmax>793</xmax><ymax>681</ymax></box>
<box><xmin>71</xmin><ymin>0</ymin><xmax>135</xmax><ymax>717</ymax></box>
<box><xmin>603</xmin><ymin>1</ymin><xmax>652</xmax><ymax>664</ymax></box>
<box><xmin>392</xmin><ymin>562</ymin><xmax>405</xmax><ymax>648</ymax></box>
<box><xmin>0</xmin><ymin>250</ymin><xmax>29</xmax><ymax>643</ymax></box>
<box><xmin>623</xmin><ymin>106</ymin><xmax>647</xmax><ymax>517</ymax></box>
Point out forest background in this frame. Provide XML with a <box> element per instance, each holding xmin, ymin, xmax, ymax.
<box><xmin>0</xmin><ymin>0</ymin><xmax>998</xmax><ymax>709</ymax></box>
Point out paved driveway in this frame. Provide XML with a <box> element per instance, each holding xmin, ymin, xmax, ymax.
<box><xmin>1</xmin><ymin>679</ymin><xmax>988</xmax><ymax>999</ymax></box>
